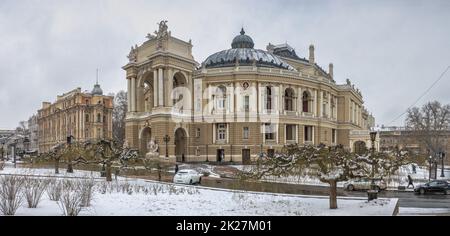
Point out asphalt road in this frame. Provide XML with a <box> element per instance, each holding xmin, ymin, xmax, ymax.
<box><xmin>344</xmin><ymin>189</ymin><xmax>450</xmax><ymax>209</ymax></box>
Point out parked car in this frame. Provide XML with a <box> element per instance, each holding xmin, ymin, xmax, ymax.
<box><xmin>414</xmin><ymin>180</ymin><xmax>450</xmax><ymax>195</ymax></box>
<box><xmin>344</xmin><ymin>178</ymin><xmax>387</xmax><ymax>191</ymax></box>
<box><xmin>173</xmin><ymin>169</ymin><xmax>201</xmax><ymax>185</ymax></box>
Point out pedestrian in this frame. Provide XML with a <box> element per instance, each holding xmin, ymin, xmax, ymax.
<box><xmin>412</xmin><ymin>164</ymin><xmax>416</xmax><ymax>174</ymax></box>
<box><xmin>407</xmin><ymin>175</ymin><xmax>414</xmax><ymax>189</ymax></box>
<box><xmin>175</xmin><ymin>164</ymin><xmax>179</xmax><ymax>174</ymax></box>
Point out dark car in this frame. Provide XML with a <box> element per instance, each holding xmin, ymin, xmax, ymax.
<box><xmin>414</xmin><ymin>180</ymin><xmax>450</xmax><ymax>195</ymax></box>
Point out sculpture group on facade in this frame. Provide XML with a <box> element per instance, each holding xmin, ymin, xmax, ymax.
<box><xmin>146</xmin><ymin>138</ymin><xmax>159</xmax><ymax>158</ymax></box>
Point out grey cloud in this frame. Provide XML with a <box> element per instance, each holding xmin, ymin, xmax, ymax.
<box><xmin>1</xmin><ymin>0</ymin><xmax>449</xmax><ymax>128</ymax></box>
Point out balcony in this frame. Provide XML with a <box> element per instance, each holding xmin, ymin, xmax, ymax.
<box><xmin>283</xmin><ymin>110</ymin><xmax>298</xmax><ymax>116</ymax></box>
<box><xmin>302</xmin><ymin>112</ymin><xmax>314</xmax><ymax>117</ymax></box>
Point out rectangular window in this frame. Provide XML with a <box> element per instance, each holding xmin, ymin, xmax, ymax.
<box><xmin>304</xmin><ymin>126</ymin><xmax>313</xmax><ymax>142</ymax></box>
<box><xmin>286</xmin><ymin>125</ymin><xmax>296</xmax><ymax>141</ymax></box>
<box><xmin>217</xmin><ymin>98</ymin><xmax>225</xmax><ymax>109</ymax></box>
<box><xmin>264</xmin><ymin>123</ymin><xmax>275</xmax><ymax>140</ymax></box>
<box><xmin>196</xmin><ymin>128</ymin><xmax>201</xmax><ymax>138</ymax></box>
<box><xmin>243</xmin><ymin>127</ymin><xmax>249</xmax><ymax>139</ymax></box>
<box><xmin>217</xmin><ymin>123</ymin><xmax>227</xmax><ymax>141</ymax></box>
<box><xmin>244</xmin><ymin>96</ymin><xmax>250</xmax><ymax>112</ymax></box>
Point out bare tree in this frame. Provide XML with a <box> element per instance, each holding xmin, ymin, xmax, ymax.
<box><xmin>112</xmin><ymin>91</ymin><xmax>127</xmax><ymax>147</ymax></box>
<box><xmin>84</xmin><ymin>140</ymin><xmax>138</xmax><ymax>181</ymax></box>
<box><xmin>243</xmin><ymin>144</ymin><xmax>419</xmax><ymax>209</ymax></box>
<box><xmin>406</xmin><ymin>101</ymin><xmax>450</xmax><ymax>154</ymax></box>
<box><xmin>41</xmin><ymin>143</ymin><xmax>65</xmax><ymax>174</ymax></box>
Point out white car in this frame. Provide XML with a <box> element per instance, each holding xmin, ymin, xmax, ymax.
<box><xmin>173</xmin><ymin>169</ymin><xmax>201</xmax><ymax>185</ymax></box>
<box><xmin>343</xmin><ymin>178</ymin><xmax>387</xmax><ymax>191</ymax></box>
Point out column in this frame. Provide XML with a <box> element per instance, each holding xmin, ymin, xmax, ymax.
<box><xmin>153</xmin><ymin>70</ymin><xmax>158</xmax><ymax>107</ymax></box>
<box><xmin>158</xmin><ymin>68</ymin><xmax>164</xmax><ymax>106</ymax></box>
<box><xmin>212</xmin><ymin>123</ymin><xmax>216</xmax><ymax>144</ymax></box>
<box><xmin>328</xmin><ymin>93</ymin><xmax>331</xmax><ymax>119</ymax></box>
<box><xmin>298</xmin><ymin>87</ymin><xmax>302</xmax><ymax>113</ymax></box>
<box><xmin>313</xmin><ymin>90</ymin><xmax>317</xmax><ymax>116</ymax></box>
<box><xmin>278</xmin><ymin>84</ymin><xmax>283</xmax><ymax>114</ymax></box>
<box><xmin>317</xmin><ymin>91</ymin><xmax>324</xmax><ymax>117</ymax></box>
<box><xmin>127</xmin><ymin>79</ymin><xmax>131</xmax><ymax>112</ymax></box>
<box><xmin>230</xmin><ymin>82</ymin><xmax>235</xmax><ymax>113</ymax></box>
<box><xmin>130</xmin><ymin>77</ymin><xmax>136</xmax><ymax>112</ymax></box>
<box><xmin>252</xmin><ymin>82</ymin><xmax>257</xmax><ymax>113</ymax></box>
<box><xmin>167</xmin><ymin>69</ymin><xmax>173</xmax><ymax>106</ymax></box>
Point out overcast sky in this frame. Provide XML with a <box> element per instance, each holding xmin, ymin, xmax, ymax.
<box><xmin>1</xmin><ymin>0</ymin><xmax>449</xmax><ymax>129</ymax></box>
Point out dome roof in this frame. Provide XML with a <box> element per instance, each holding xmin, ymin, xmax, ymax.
<box><xmin>203</xmin><ymin>28</ymin><xmax>296</xmax><ymax>71</ymax></box>
<box><xmin>203</xmin><ymin>48</ymin><xmax>295</xmax><ymax>71</ymax></box>
<box><xmin>91</xmin><ymin>83</ymin><xmax>103</xmax><ymax>96</ymax></box>
<box><xmin>231</xmin><ymin>28</ymin><xmax>254</xmax><ymax>49</ymax></box>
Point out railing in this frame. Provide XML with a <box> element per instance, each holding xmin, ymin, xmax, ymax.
<box><xmin>302</xmin><ymin>112</ymin><xmax>314</xmax><ymax>117</ymax></box>
<box><xmin>350</xmin><ymin>130</ymin><xmax>370</xmax><ymax>136</ymax></box>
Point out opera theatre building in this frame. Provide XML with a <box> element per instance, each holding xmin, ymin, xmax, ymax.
<box><xmin>123</xmin><ymin>21</ymin><xmax>377</xmax><ymax>163</ymax></box>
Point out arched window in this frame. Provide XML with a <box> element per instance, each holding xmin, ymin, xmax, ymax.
<box><xmin>302</xmin><ymin>91</ymin><xmax>310</xmax><ymax>113</ymax></box>
<box><xmin>284</xmin><ymin>88</ymin><xmax>295</xmax><ymax>111</ymax></box>
<box><xmin>85</xmin><ymin>114</ymin><xmax>89</xmax><ymax>122</ymax></box>
<box><xmin>266</xmin><ymin>86</ymin><xmax>272</xmax><ymax>110</ymax></box>
<box><xmin>97</xmin><ymin>113</ymin><xmax>101</xmax><ymax>123</ymax></box>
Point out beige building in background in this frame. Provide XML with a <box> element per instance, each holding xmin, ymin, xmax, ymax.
<box><xmin>38</xmin><ymin>83</ymin><xmax>113</xmax><ymax>153</ymax></box>
<box><xmin>124</xmin><ymin>21</ymin><xmax>376</xmax><ymax>163</ymax></box>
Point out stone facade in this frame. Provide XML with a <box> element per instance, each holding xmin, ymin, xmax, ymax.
<box><xmin>124</xmin><ymin>21</ymin><xmax>375</xmax><ymax>163</ymax></box>
<box><xmin>37</xmin><ymin>86</ymin><xmax>113</xmax><ymax>153</ymax></box>
<box><xmin>380</xmin><ymin>126</ymin><xmax>450</xmax><ymax>165</ymax></box>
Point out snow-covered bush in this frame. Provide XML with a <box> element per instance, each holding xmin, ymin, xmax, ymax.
<box><xmin>24</xmin><ymin>178</ymin><xmax>48</xmax><ymax>208</ymax></box>
<box><xmin>46</xmin><ymin>179</ymin><xmax>62</xmax><ymax>201</ymax></box>
<box><xmin>0</xmin><ymin>175</ymin><xmax>25</xmax><ymax>215</ymax></box>
<box><xmin>58</xmin><ymin>188</ymin><xmax>83</xmax><ymax>216</ymax></box>
<box><xmin>78</xmin><ymin>178</ymin><xmax>95</xmax><ymax>207</ymax></box>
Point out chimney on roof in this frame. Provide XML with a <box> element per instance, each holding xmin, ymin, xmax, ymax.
<box><xmin>329</xmin><ymin>63</ymin><xmax>334</xmax><ymax>79</ymax></box>
<box><xmin>309</xmin><ymin>44</ymin><xmax>315</xmax><ymax>64</ymax></box>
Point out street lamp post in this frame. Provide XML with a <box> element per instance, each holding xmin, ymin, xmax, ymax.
<box><xmin>163</xmin><ymin>135</ymin><xmax>170</xmax><ymax>159</ymax></box>
<box><xmin>441</xmin><ymin>152</ymin><xmax>446</xmax><ymax>178</ymax></box>
<box><xmin>369</xmin><ymin>131</ymin><xmax>377</xmax><ymax>191</ymax></box>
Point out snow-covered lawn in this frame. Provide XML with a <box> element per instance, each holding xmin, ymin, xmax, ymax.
<box><xmin>1</xmin><ymin>166</ymin><xmax>398</xmax><ymax>216</ymax></box>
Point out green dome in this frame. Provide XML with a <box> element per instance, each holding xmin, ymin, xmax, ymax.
<box><xmin>231</xmin><ymin>28</ymin><xmax>254</xmax><ymax>49</ymax></box>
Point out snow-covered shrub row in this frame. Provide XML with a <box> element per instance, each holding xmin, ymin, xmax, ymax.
<box><xmin>47</xmin><ymin>179</ymin><xmax>63</xmax><ymax>201</ymax></box>
<box><xmin>95</xmin><ymin>181</ymin><xmax>200</xmax><ymax>196</ymax></box>
<box><xmin>0</xmin><ymin>175</ymin><xmax>25</xmax><ymax>215</ymax></box>
<box><xmin>58</xmin><ymin>187</ymin><xmax>84</xmax><ymax>216</ymax></box>
<box><xmin>24</xmin><ymin>177</ymin><xmax>49</xmax><ymax>208</ymax></box>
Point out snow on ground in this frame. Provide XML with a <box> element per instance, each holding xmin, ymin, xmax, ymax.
<box><xmin>1</xmin><ymin>166</ymin><xmax>397</xmax><ymax>216</ymax></box>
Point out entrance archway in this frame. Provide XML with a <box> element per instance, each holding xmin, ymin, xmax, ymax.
<box><xmin>139</xmin><ymin>127</ymin><xmax>152</xmax><ymax>156</ymax></box>
<box><xmin>174</xmin><ymin>128</ymin><xmax>187</xmax><ymax>162</ymax></box>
